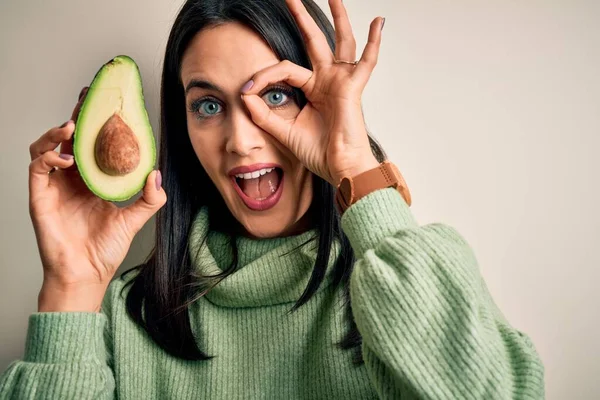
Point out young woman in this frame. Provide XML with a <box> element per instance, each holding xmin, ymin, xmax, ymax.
<box><xmin>1</xmin><ymin>0</ymin><xmax>545</xmax><ymax>398</ymax></box>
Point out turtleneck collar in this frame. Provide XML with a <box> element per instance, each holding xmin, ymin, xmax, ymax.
<box><xmin>188</xmin><ymin>207</ymin><xmax>341</xmax><ymax>308</ymax></box>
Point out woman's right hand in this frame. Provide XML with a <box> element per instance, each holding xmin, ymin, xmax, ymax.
<box><xmin>28</xmin><ymin>87</ymin><xmax>167</xmax><ymax>312</ymax></box>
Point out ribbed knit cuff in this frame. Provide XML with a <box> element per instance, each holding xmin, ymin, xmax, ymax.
<box><xmin>24</xmin><ymin>312</ymin><xmax>108</xmax><ymax>363</ymax></box>
<box><xmin>341</xmin><ymin>187</ymin><xmax>418</xmax><ymax>258</ymax></box>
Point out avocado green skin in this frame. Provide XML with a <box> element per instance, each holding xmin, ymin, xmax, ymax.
<box><xmin>73</xmin><ymin>55</ymin><xmax>156</xmax><ymax>202</ymax></box>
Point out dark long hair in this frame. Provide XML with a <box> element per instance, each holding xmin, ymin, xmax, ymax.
<box><xmin>120</xmin><ymin>0</ymin><xmax>386</xmax><ymax>365</ymax></box>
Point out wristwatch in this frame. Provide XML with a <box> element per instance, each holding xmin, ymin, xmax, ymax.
<box><xmin>335</xmin><ymin>160</ymin><xmax>412</xmax><ymax>214</ymax></box>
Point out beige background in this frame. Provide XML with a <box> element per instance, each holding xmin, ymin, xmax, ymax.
<box><xmin>1</xmin><ymin>0</ymin><xmax>599</xmax><ymax>398</ymax></box>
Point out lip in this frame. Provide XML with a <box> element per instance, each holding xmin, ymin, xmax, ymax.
<box><xmin>228</xmin><ymin>163</ymin><xmax>281</xmax><ymax>177</ymax></box>
<box><xmin>230</xmin><ymin>167</ymin><xmax>284</xmax><ymax>211</ymax></box>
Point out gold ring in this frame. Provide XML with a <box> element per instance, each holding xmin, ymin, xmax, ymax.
<box><xmin>334</xmin><ymin>59</ymin><xmax>359</xmax><ymax>65</ymax></box>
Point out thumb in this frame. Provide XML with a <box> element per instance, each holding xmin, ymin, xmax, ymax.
<box><xmin>241</xmin><ymin>94</ymin><xmax>292</xmax><ymax>147</ymax></box>
<box><xmin>121</xmin><ymin>170</ymin><xmax>167</xmax><ymax>236</ymax></box>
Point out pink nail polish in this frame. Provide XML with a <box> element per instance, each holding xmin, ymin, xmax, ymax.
<box><xmin>241</xmin><ymin>80</ymin><xmax>254</xmax><ymax>93</ymax></box>
<box><xmin>59</xmin><ymin>153</ymin><xmax>73</xmax><ymax>160</ymax></box>
<box><xmin>155</xmin><ymin>170</ymin><xmax>162</xmax><ymax>191</ymax></box>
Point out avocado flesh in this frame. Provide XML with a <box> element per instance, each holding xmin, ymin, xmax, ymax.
<box><xmin>74</xmin><ymin>55</ymin><xmax>156</xmax><ymax>201</ymax></box>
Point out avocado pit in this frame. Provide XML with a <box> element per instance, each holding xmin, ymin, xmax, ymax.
<box><xmin>94</xmin><ymin>113</ymin><xmax>140</xmax><ymax>176</ymax></box>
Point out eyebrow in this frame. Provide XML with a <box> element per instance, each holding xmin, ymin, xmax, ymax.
<box><xmin>184</xmin><ymin>79</ymin><xmax>224</xmax><ymax>95</ymax></box>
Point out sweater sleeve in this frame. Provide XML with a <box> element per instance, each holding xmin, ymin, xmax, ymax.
<box><xmin>342</xmin><ymin>188</ymin><xmax>545</xmax><ymax>400</ymax></box>
<box><xmin>0</xmin><ymin>281</ymin><xmax>119</xmax><ymax>399</ymax></box>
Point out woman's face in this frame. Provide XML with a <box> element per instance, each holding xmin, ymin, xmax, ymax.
<box><xmin>181</xmin><ymin>22</ymin><xmax>314</xmax><ymax>238</ymax></box>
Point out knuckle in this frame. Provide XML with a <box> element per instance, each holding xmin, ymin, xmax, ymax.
<box><xmin>340</xmin><ymin>34</ymin><xmax>355</xmax><ymax>43</ymax></box>
<box><xmin>41</xmin><ymin>150</ymin><xmax>53</xmax><ymax>162</ymax></box>
<box><xmin>29</xmin><ymin>154</ymin><xmax>46</xmax><ymax>173</ymax></box>
<box><xmin>35</xmin><ymin>151</ymin><xmax>54</xmax><ymax>170</ymax></box>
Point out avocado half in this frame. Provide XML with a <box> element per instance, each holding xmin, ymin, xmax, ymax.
<box><xmin>74</xmin><ymin>55</ymin><xmax>156</xmax><ymax>202</ymax></box>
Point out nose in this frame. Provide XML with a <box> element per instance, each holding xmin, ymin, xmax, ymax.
<box><xmin>225</xmin><ymin>106</ymin><xmax>266</xmax><ymax>157</ymax></box>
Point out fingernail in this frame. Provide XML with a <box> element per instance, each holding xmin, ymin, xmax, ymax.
<box><xmin>59</xmin><ymin>153</ymin><xmax>73</xmax><ymax>160</ymax></box>
<box><xmin>381</xmin><ymin>17</ymin><xmax>386</xmax><ymax>31</ymax></box>
<box><xmin>78</xmin><ymin>87</ymin><xmax>89</xmax><ymax>100</ymax></box>
<box><xmin>59</xmin><ymin>120</ymin><xmax>71</xmax><ymax>128</ymax></box>
<box><xmin>241</xmin><ymin>80</ymin><xmax>254</xmax><ymax>93</ymax></box>
<box><xmin>155</xmin><ymin>170</ymin><xmax>162</xmax><ymax>191</ymax></box>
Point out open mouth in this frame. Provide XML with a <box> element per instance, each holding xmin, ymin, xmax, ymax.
<box><xmin>231</xmin><ymin>167</ymin><xmax>284</xmax><ymax>211</ymax></box>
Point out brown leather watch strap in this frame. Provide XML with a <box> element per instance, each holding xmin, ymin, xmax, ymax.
<box><xmin>335</xmin><ymin>160</ymin><xmax>411</xmax><ymax>214</ymax></box>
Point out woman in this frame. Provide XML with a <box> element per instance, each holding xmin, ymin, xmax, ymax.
<box><xmin>1</xmin><ymin>0</ymin><xmax>544</xmax><ymax>398</ymax></box>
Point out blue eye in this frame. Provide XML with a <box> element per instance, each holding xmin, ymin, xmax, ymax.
<box><xmin>199</xmin><ymin>101</ymin><xmax>221</xmax><ymax>116</ymax></box>
<box><xmin>190</xmin><ymin>97</ymin><xmax>223</xmax><ymax>120</ymax></box>
<box><xmin>263</xmin><ymin>91</ymin><xmax>286</xmax><ymax>105</ymax></box>
<box><xmin>261</xmin><ymin>87</ymin><xmax>295</xmax><ymax>107</ymax></box>
<box><xmin>189</xmin><ymin>87</ymin><xmax>294</xmax><ymax>121</ymax></box>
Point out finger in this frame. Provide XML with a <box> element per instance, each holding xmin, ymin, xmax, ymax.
<box><xmin>70</xmin><ymin>86</ymin><xmax>89</xmax><ymax>122</ymax></box>
<box><xmin>61</xmin><ymin>86</ymin><xmax>89</xmax><ymax>157</ymax></box>
<box><xmin>242</xmin><ymin>60</ymin><xmax>314</xmax><ymax>96</ymax></box>
<box><xmin>121</xmin><ymin>170</ymin><xmax>167</xmax><ymax>236</ymax></box>
<box><xmin>329</xmin><ymin>0</ymin><xmax>357</xmax><ymax>62</ymax></box>
<box><xmin>29</xmin><ymin>151</ymin><xmax>75</xmax><ymax>194</ymax></box>
<box><xmin>353</xmin><ymin>17</ymin><xmax>385</xmax><ymax>88</ymax></box>
<box><xmin>241</xmin><ymin>94</ymin><xmax>292</xmax><ymax>148</ymax></box>
<box><xmin>285</xmin><ymin>0</ymin><xmax>334</xmax><ymax>65</ymax></box>
<box><xmin>29</xmin><ymin>121</ymin><xmax>74</xmax><ymax>161</ymax></box>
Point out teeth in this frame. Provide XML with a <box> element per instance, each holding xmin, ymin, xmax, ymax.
<box><xmin>235</xmin><ymin>167</ymin><xmax>275</xmax><ymax>180</ymax></box>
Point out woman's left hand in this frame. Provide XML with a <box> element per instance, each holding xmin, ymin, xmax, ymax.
<box><xmin>241</xmin><ymin>0</ymin><xmax>385</xmax><ymax>187</ymax></box>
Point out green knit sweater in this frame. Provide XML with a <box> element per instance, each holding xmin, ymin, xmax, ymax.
<box><xmin>0</xmin><ymin>188</ymin><xmax>545</xmax><ymax>399</ymax></box>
